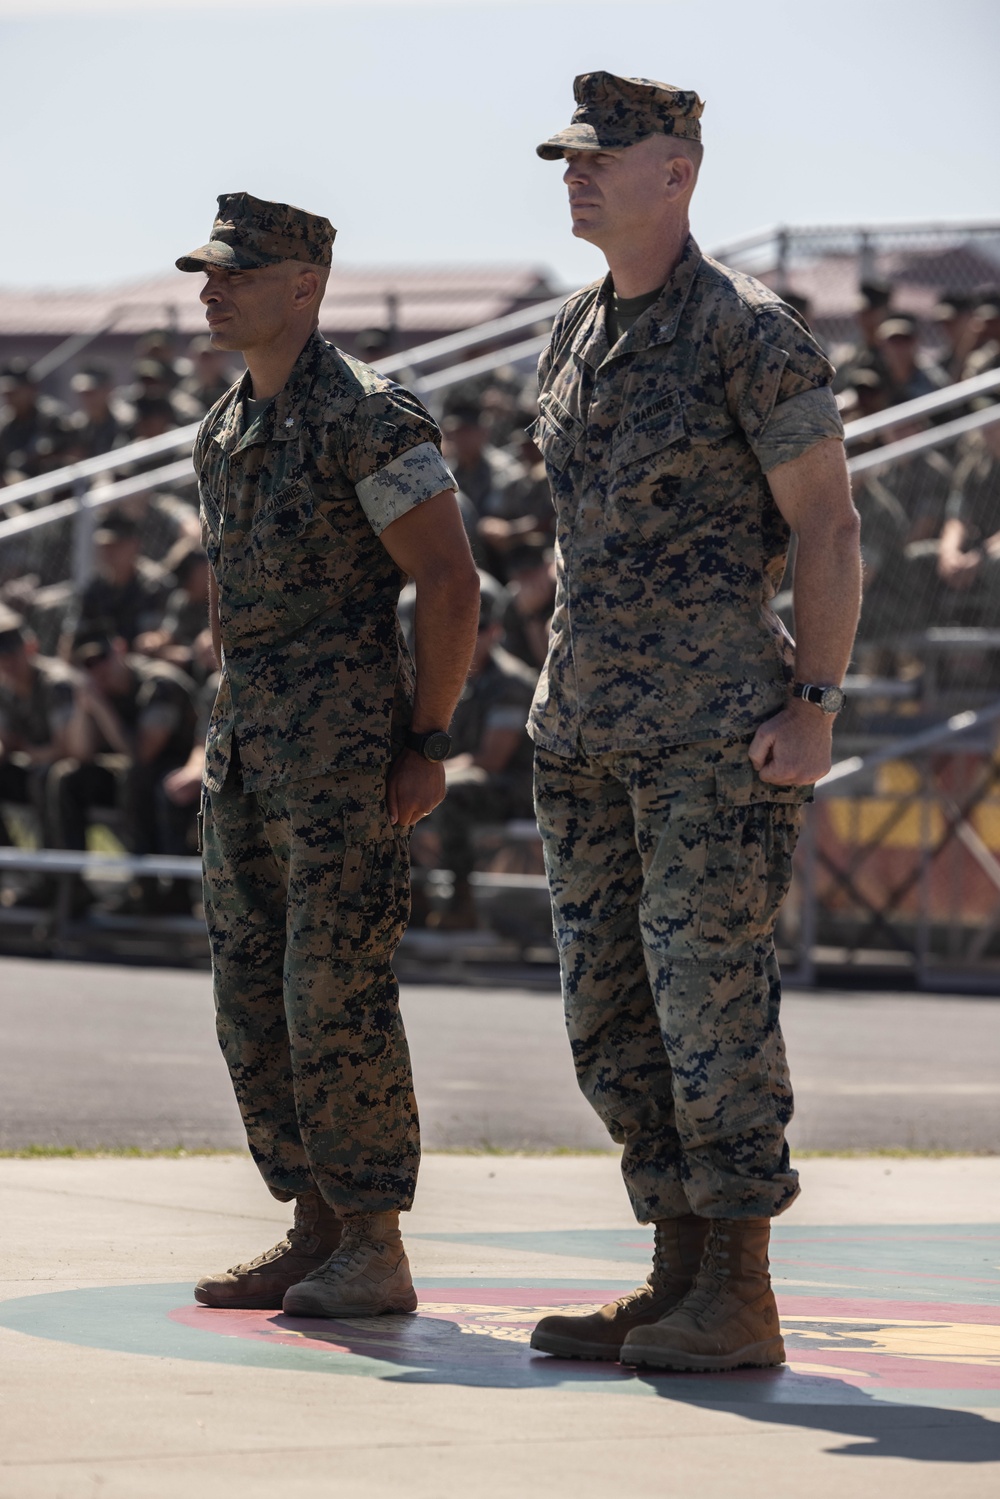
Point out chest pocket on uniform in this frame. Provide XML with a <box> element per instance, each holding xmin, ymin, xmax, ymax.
<box><xmin>608</xmin><ymin>390</ymin><xmax>687</xmax><ymax>545</ymax></box>
<box><xmin>535</xmin><ymin>391</ymin><xmax>583</xmax><ymax>473</ymax></box>
<box><xmin>611</xmin><ymin>389</ymin><xmax>685</xmax><ymax>469</ymax></box>
<box><xmin>250</xmin><ymin>483</ymin><xmax>316</xmax><ymax>549</ymax></box>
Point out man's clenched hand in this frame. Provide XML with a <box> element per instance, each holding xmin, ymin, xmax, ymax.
<box><xmin>387</xmin><ymin>749</ymin><xmax>446</xmax><ymax>827</ymax></box>
<box><xmin>749</xmin><ymin>698</ymin><xmax>834</xmax><ymax>787</ymax></box>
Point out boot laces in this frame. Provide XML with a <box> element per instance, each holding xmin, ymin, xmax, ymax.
<box><xmin>228</xmin><ymin>1236</ymin><xmax>293</xmax><ymax>1274</ymax></box>
<box><xmin>306</xmin><ymin>1243</ymin><xmax>371</xmax><ymax>1284</ymax></box>
<box><xmin>676</xmin><ymin>1227</ymin><xmax>735</xmax><ymax>1320</ymax></box>
<box><xmin>650</xmin><ymin>1221</ymin><xmax>680</xmax><ymax>1286</ymax></box>
<box><xmin>303</xmin><ymin>1218</ymin><xmax>387</xmax><ymax>1284</ymax></box>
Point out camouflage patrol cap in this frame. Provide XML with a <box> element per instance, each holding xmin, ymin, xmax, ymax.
<box><xmin>537</xmin><ymin>71</ymin><xmax>703</xmax><ymax>160</ymax></box>
<box><xmin>176</xmin><ymin>192</ymin><xmax>336</xmax><ymax>273</ymax></box>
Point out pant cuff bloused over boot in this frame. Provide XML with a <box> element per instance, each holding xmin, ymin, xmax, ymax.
<box><xmin>534</xmin><ymin>735</ymin><xmax>806</xmax><ymax>1223</ymax></box>
<box><xmin>202</xmin><ymin>755</ymin><xmax>419</xmax><ymax>1216</ymax></box>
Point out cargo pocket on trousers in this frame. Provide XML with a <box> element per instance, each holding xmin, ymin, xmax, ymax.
<box><xmin>696</xmin><ymin>758</ymin><xmax>808</xmax><ymax>949</ymax></box>
<box><xmin>331</xmin><ymin>803</ymin><xmax>410</xmax><ymax>962</ymax></box>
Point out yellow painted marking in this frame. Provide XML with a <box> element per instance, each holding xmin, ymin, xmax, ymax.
<box><xmin>783</xmin><ymin>1315</ymin><xmax>1000</xmax><ymax>1367</ymax></box>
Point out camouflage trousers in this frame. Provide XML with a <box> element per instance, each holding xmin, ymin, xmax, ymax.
<box><xmin>202</xmin><ymin>754</ymin><xmax>419</xmax><ymax>1215</ymax></box>
<box><xmin>534</xmin><ymin>737</ymin><xmax>809</xmax><ymax>1223</ymax></box>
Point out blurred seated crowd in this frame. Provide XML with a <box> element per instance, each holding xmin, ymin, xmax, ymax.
<box><xmin>821</xmin><ymin>282</ymin><xmax>1000</xmax><ymax>669</ymax></box>
<box><xmin>0</xmin><ymin>332</ymin><xmax>555</xmax><ymax>926</ymax></box>
<box><xmin>0</xmin><ymin>279</ymin><xmax>998</xmax><ymax>927</ymax></box>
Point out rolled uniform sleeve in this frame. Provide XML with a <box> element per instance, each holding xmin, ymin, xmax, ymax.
<box><xmin>727</xmin><ymin>306</ymin><xmax>844</xmax><ymax>474</ymax></box>
<box><xmin>345</xmin><ymin>389</ymin><xmax>457</xmax><ymax>536</ymax></box>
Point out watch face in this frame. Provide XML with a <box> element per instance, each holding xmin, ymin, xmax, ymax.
<box><xmin>422</xmin><ymin>731</ymin><xmax>452</xmax><ymax>762</ymax></box>
<box><xmin>820</xmin><ymin>687</ymin><xmax>845</xmax><ymax>713</ymax></box>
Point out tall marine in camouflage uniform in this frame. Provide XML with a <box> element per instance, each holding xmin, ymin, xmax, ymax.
<box><xmin>526</xmin><ymin>76</ymin><xmax>862</xmax><ymax>1370</ymax></box>
<box><xmin>176</xmin><ymin>194</ymin><xmax>479</xmax><ymax>1318</ymax></box>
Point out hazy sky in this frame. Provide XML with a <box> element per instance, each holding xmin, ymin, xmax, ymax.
<box><xmin>2</xmin><ymin>0</ymin><xmax>998</xmax><ymax>290</ymax></box>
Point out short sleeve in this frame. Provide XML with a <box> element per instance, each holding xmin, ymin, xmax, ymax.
<box><xmin>726</xmin><ymin>305</ymin><xmax>843</xmax><ymax>473</ymax></box>
<box><xmin>342</xmin><ymin>387</ymin><xmax>456</xmax><ymax>536</ymax></box>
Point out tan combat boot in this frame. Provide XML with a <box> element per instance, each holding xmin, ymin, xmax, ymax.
<box><xmin>281</xmin><ymin>1210</ymin><xmax>418</xmax><ymax>1318</ymax></box>
<box><xmin>529</xmin><ymin>1215</ymin><xmax>710</xmax><ymax>1360</ymax></box>
<box><xmin>620</xmin><ymin>1217</ymin><xmax>785</xmax><ymax>1371</ymax></box>
<box><xmin>195</xmin><ymin>1192</ymin><xmax>342</xmax><ymax>1309</ymax></box>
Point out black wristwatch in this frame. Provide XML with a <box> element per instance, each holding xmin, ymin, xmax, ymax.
<box><xmin>404</xmin><ymin>728</ymin><xmax>452</xmax><ymax>762</ymax></box>
<box><xmin>792</xmin><ymin>682</ymin><xmax>846</xmax><ymax>715</ymax></box>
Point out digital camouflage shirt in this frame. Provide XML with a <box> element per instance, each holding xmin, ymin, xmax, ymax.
<box><xmin>195</xmin><ymin>331</ymin><xmax>455</xmax><ymax>792</ymax></box>
<box><xmin>527</xmin><ymin>235</ymin><xmax>844</xmax><ymax>757</ymax></box>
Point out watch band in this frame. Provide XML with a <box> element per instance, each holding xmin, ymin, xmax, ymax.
<box><xmin>792</xmin><ymin>682</ymin><xmax>845</xmax><ymax>714</ymax></box>
<box><xmin>404</xmin><ymin>728</ymin><xmax>452</xmax><ymax>762</ymax></box>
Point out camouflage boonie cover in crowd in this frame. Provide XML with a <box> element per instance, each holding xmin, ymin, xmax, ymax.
<box><xmin>537</xmin><ymin>71</ymin><xmax>704</xmax><ymax>159</ymax></box>
<box><xmin>527</xmin><ymin>234</ymin><xmax>844</xmax><ymax>758</ymax></box>
<box><xmin>535</xmin><ymin>736</ymin><xmax>806</xmax><ymax>1222</ymax></box>
<box><xmin>195</xmin><ymin>330</ymin><xmax>456</xmax><ymax>793</ymax></box>
<box><xmin>176</xmin><ymin>192</ymin><xmax>336</xmax><ymax>272</ymax></box>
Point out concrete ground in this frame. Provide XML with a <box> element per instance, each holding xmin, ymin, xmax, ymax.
<box><xmin>2</xmin><ymin>958</ymin><xmax>1000</xmax><ymax>1152</ymax></box>
<box><xmin>1</xmin><ymin>1153</ymin><xmax>999</xmax><ymax>1498</ymax></box>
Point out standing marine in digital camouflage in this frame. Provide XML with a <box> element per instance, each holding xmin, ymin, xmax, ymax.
<box><xmin>526</xmin><ymin>75</ymin><xmax>862</xmax><ymax>1370</ymax></box>
<box><xmin>176</xmin><ymin>193</ymin><xmax>479</xmax><ymax>1318</ymax></box>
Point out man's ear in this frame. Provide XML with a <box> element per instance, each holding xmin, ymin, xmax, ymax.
<box><xmin>665</xmin><ymin>153</ymin><xmax>696</xmax><ymax>199</ymax></box>
<box><xmin>292</xmin><ymin>268</ymin><xmax>322</xmax><ymax>312</ymax></box>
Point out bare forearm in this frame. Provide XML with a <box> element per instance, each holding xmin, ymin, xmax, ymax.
<box><xmin>791</xmin><ymin>516</ymin><xmax>862</xmax><ymax>685</ymax></box>
<box><xmin>410</xmin><ymin>571</ymin><xmax>479</xmax><ymax>732</ymax></box>
<box><xmin>752</xmin><ymin>438</ymin><xmax>862</xmax><ymax>785</ymax></box>
<box><xmin>378</xmin><ymin>489</ymin><xmax>480</xmax><ymax>825</ymax></box>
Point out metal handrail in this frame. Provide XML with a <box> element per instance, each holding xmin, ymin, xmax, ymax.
<box><xmin>0</xmin><ymin>459</ymin><xmax>196</xmax><ymax>543</ymax></box>
<box><xmin>817</xmin><ymin>699</ymin><xmax>1000</xmax><ymax>793</ymax></box>
<box><xmin>29</xmin><ymin>309</ymin><xmax>127</xmax><ymax>385</ymax></box>
<box><xmin>847</xmin><ymin>401</ymin><xmax>1000</xmax><ymax>477</ymax></box>
<box><xmin>0</xmin><ymin>295</ymin><xmax>568</xmax><ymax>515</ymax></box>
<box><xmin>370</xmin><ymin>293</ymin><xmax>566</xmax><ymax>374</ymax></box>
<box><xmin>417</xmin><ymin>333</ymin><xmax>551</xmax><ymax>394</ymax></box>
<box><xmin>3</xmin><ymin>353</ymin><xmax>993</xmax><ymax>526</ymax></box>
<box><xmin>842</xmin><ymin>368</ymin><xmax>1000</xmax><ymax>446</ymax></box>
<box><xmin>0</xmin><ymin>424</ymin><xmax>201</xmax><ymax>513</ymax></box>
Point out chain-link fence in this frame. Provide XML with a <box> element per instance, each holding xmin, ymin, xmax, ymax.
<box><xmin>715</xmin><ymin>221</ymin><xmax>1000</xmax><ymax>356</ymax></box>
<box><xmin>775</xmin><ymin>403</ymin><xmax>1000</xmax><ymax>986</ymax></box>
<box><xmin>3</xmin><ymin>230</ymin><xmax>1000</xmax><ymax>975</ymax></box>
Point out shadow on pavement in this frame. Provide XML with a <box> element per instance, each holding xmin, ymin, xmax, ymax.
<box><xmin>3</xmin><ymin>1281</ymin><xmax>997</xmax><ymax>1464</ymax></box>
<box><xmin>279</xmin><ymin>1312</ymin><xmax>1000</xmax><ymax>1461</ymax></box>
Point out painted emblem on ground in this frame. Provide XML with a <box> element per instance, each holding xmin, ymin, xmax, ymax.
<box><xmin>1</xmin><ymin>1226</ymin><xmax>997</xmax><ymax>1410</ymax></box>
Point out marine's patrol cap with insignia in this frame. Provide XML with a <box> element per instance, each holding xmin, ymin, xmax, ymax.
<box><xmin>176</xmin><ymin>192</ymin><xmax>336</xmax><ymax>273</ymax></box>
<box><xmin>536</xmin><ymin>71</ymin><xmax>704</xmax><ymax>160</ymax></box>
